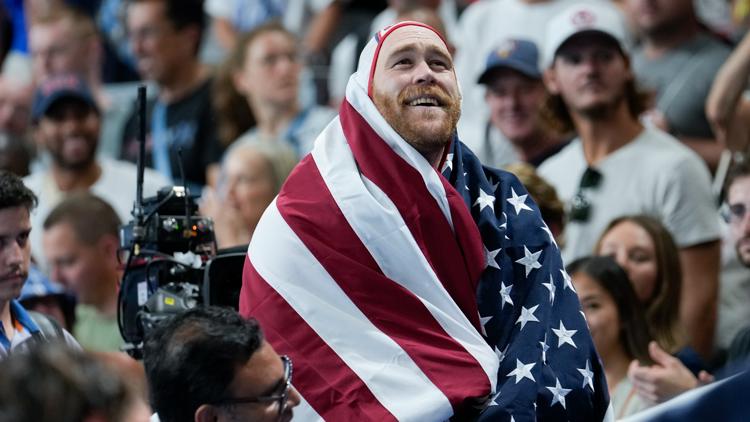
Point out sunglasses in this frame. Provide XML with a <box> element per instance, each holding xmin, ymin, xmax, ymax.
<box><xmin>569</xmin><ymin>167</ymin><xmax>603</xmax><ymax>222</ymax></box>
<box><xmin>213</xmin><ymin>355</ymin><xmax>293</xmax><ymax>420</ymax></box>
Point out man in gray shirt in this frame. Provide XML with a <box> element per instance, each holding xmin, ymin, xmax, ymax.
<box><xmin>628</xmin><ymin>0</ymin><xmax>731</xmax><ymax>171</ymax></box>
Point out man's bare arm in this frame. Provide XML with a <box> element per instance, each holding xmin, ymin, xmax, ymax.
<box><xmin>679</xmin><ymin>240</ymin><xmax>720</xmax><ymax>360</ymax></box>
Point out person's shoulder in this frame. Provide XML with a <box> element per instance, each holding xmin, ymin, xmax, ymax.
<box><xmin>22</xmin><ymin>170</ymin><xmax>45</xmax><ymax>193</ymax></box>
<box><xmin>307</xmin><ymin>105</ymin><xmax>337</xmax><ymax>124</ymax></box>
<box><xmin>457</xmin><ymin>0</ymin><xmax>500</xmax><ymax>27</ymax></box>
<box><xmin>97</xmin><ymin>157</ymin><xmax>169</xmax><ymax>187</ymax></box>
<box><xmin>634</xmin><ymin>128</ymin><xmax>706</xmax><ymax>167</ymax></box>
<box><xmin>694</xmin><ymin>32</ymin><xmax>732</xmax><ymax>57</ymax></box>
<box><xmin>537</xmin><ymin>138</ymin><xmax>583</xmax><ymax>174</ymax></box>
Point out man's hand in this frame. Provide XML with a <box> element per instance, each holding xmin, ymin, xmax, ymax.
<box><xmin>628</xmin><ymin>341</ymin><xmax>709</xmax><ymax>404</ymax></box>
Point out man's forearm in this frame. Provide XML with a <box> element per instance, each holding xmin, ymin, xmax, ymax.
<box><xmin>679</xmin><ymin>241</ymin><xmax>720</xmax><ymax>360</ymax></box>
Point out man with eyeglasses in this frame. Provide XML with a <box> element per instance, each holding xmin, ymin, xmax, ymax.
<box><xmin>143</xmin><ymin>306</ymin><xmax>301</xmax><ymax>422</ymax></box>
<box><xmin>537</xmin><ymin>3</ymin><xmax>721</xmax><ymax>360</ymax></box>
<box><xmin>719</xmin><ymin>158</ymin><xmax>750</xmax><ymax>363</ymax></box>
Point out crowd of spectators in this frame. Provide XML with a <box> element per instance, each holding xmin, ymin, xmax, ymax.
<box><xmin>1</xmin><ymin>0</ymin><xmax>750</xmax><ymax>420</ymax></box>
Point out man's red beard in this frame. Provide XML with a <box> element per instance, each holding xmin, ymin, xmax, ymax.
<box><xmin>373</xmin><ymin>84</ymin><xmax>461</xmax><ymax>159</ymax></box>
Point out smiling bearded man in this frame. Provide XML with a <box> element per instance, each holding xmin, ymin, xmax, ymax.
<box><xmin>240</xmin><ymin>21</ymin><xmax>610</xmax><ymax>421</ymax></box>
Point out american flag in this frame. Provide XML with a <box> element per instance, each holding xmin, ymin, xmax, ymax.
<box><xmin>240</xmin><ymin>20</ymin><xmax>610</xmax><ymax>421</ymax></box>
<box><xmin>442</xmin><ymin>139</ymin><xmax>611</xmax><ymax>421</ymax></box>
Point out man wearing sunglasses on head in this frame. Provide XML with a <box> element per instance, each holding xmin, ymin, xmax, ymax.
<box><xmin>537</xmin><ymin>3</ymin><xmax>721</xmax><ymax>360</ymax></box>
<box><xmin>143</xmin><ymin>306</ymin><xmax>301</xmax><ymax>422</ymax></box>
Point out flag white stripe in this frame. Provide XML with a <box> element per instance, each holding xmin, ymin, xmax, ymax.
<box><xmin>312</xmin><ymin>119</ymin><xmax>499</xmax><ymax>392</ymax></box>
<box><xmin>250</xmin><ymin>201</ymin><xmax>454</xmax><ymax>421</ymax></box>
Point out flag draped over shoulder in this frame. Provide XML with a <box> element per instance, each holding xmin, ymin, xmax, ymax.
<box><xmin>240</xmin><ymin>21</ymin><xmax>610</xmax><ymax>421</ymax></box>
<box><xmin>442</xmin><ymin>141</ymin><xmax>611</xmax><ymax>421</ymax></box>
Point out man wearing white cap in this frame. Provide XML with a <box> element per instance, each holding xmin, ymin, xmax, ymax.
<box><xmin>537</xmin><ymin>3</ymin><xmax>720</xmax><ymax>359</ymax></box>
<box><xmin>240</xmin><ymin>20</ymin><xmax>609</xmax><ymax>421</ymax></box>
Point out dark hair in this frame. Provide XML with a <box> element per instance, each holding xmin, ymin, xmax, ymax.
<box><xmin>540</xmin><ymin>78</ymin><xmax>649</xmax><ymax>136</ymax></box>
<box><xmin>595</xmin><ymin>215</ymin><xmax>683</xmax><ymax>353</ymax></box>
<box><xmin>43</xmin><ymin>193</ymin><xmax>121</xmax><ymax>244</ymax></box>
<box><xmin>143</xmin><ymin>306</ymin><xmax>264</xmax><ymax>422</ymax></box>
<box><xmin>131</xmin><ymin>0</ymin><xmax>206</xmax><ymax>54</ymax></box>
<box><xmin>724</xmin><ymin>154</ymin><xmax>750</xmax><ymax>200</ymax></box>
<box><xmin>0</xmin><ymin>343</ymin><xmax>130</xmax><ymax>422</ymax></box>
<box><xmin>0</xmin><ymin>170</ymin><xmax>37</xmax><ymax>211</ymax></box>
<box><xmin>567</xmin><ymin>255</ymin><xmax>652</xmax><ymax>364</ymax></box>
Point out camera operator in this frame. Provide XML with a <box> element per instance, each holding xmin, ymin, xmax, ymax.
<box><xmin>143</xmin><ymin>306</ymin><xmax>301</xmax><ymax>422</ymax></box>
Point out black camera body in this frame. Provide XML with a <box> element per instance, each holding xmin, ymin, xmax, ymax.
<box><xmin>118</xmin><ymin>186</ymin><xmax>217</xmax><ymax>358</ymax></box>
<box><xmin>117</xmin><ymin>85</ymin><xmax>244</xmax><ymax>359</ymax></box>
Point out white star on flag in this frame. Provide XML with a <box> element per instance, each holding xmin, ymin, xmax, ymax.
<box><xmin>540</xmin><ymin>333</ymin><xmax>550</xmax><ymax>363</ymax></box>
<box><xmin>499</xmin><ymin>212</ymin><xmax>507</xmax><ymax>230</ymax></box>
<box><xmin>491</xmin><ymin>179</ymin><xmax>500</xmax><ymax>192</ymax></box>
<box><xmin>578</xmin><ymin>360</ymin><xmax>595</xmax><ymax>392</ymax></box>
<box><xmin>546</xmin><ymin>378</ymin><xmax>572</xmax><ymax>409</ymax></box>
<box><xmin>480</xmin><ymin>314</ymin><xmax>493</xmax><ymax>336</ymax></box>
<box><xmin>488</xmin><ymin>391</ymin><xmax>501</xmax><ymax>407</ymax></box>
<box><xmin>552</xmin><ymin>321</ymin><xmax>578</xmax><ymax>348</ymax></box>
<box><xmin>516</xmin><ymin>305</ymin><xmax>539</xmax><ymax>330</ymax></box>
<box><xmin>506</xmin><ymin>187</ymin><xmax>532</xmax><ymax>215</ymax></box>
<box><xmin>474</xmin><ymin>188</ymin><xmax>495</xmax><ymax>213</ymax></box>
<box><xmin>499</xmin><ymin>282</ymin><xmax>514</xmax><ymax>310</ymax></box>
<box><xmin>506</xmin><ymin>358</ymin><xmax>536</xmax><ymax>384</ymax></box>
<box><xmin>542</xmin><ymin>274</ymin><xmax>556</xmax><ymax>305</ymax></box>
<box><xmin>494</xmin><ymin>344</ymin><xmax>509</xmax><ymax>362</ymax></box>
<box><xmin>541</xmin><ymin>223</ymin><xmax>557</xmax><ymax>249</ymax></box>
<box><xmin>560</xmin><ymin>269</ymin><xmax>576</xmax><ymax>292</ymax></box>
<box><xmin>485</xmin><ymin>246</ymin><xmax>501</xmax><ymax>269</ymax></box>
<box><xmin>515</xmin><ymin>246</ymin><xmax>542</xmax><ymax>277</ymax></box>
<box><xmin>442</xmin><ymin>153</ymin><xmax>453</xmax><ymax>172</ymax></box>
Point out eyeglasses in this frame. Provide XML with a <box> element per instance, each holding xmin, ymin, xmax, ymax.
<box><xmin>721</xmin><ymin>202</ymin><xmax>750</xmax><ymax>224</ymax></box>
<box><xmin>213</xmin><ymin>355</ymin><xmax>293</xmax><ymax>420</ymax></box>
<box><xmin>569</xmin><ymin>167</ymin><xmax>602</xmax><ymax>222</ymax></box>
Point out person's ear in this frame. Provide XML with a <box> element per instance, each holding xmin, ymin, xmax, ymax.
<box><xmin>195</xmin><ymin>404</ymin><xmax>220</xmax><ymax>422</ymax></box>
<box><xmin>542</xmin><ymin>68</ymin><xmax>560</xmax><ymax>95</ymax></box>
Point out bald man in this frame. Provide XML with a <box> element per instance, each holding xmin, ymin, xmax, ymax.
<box><xmin>240</xmin><ymin>22</ymin><xmax>609</xmax><ymax>421</ymax></box>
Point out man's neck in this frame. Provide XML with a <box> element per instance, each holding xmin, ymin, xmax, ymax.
<box><xmin>603</xmin><ymin>348</ymin><xmax>631</xmax><ymax>393</ymax></box>
<box><xmin>91</xmin><ymin>272</ymin><xmax>120</xmax><ymax>318</ymax></box>
<box><xmin>250</xmin><ymin>99</ymin><xmax>300</xmax><ymax>138</ymax></box>
<box><xmin>643</xmin><ymin>20</ymin><xmax>700</xmax><ymax>59</ymax></box>
<box><xmin>512</xmin><ymin>130</ymin><xmax>562</xmax><ymax>163</ymax></box>
<box><xmin>572</xmin><ymin>106</ymin><xmax>643</xmax><ymax>165</ymax></box>
<box><xmin>157</xmin><ymin>61</ymin><xmax>207</xmax><ymax>104</ymax></box>
<box><xmin>0</xmin><ymin>300</ymin><xmax>11</xmax><ymax>340</ymax></box>
<box><xmin>51</xmin><ymin>162</ymin><xmax>102</xmax><ymax>191</ymax></box>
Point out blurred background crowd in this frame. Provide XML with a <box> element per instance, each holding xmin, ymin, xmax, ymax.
<box><xmin>1</xmin><ymin>0</ymin><xmax>750</xmax><ymax>420</ymax></box>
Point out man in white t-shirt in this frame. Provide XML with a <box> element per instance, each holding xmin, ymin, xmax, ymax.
<box><xmin>24</xmin><ymin>74</ymin><xmax>168</xmax><ymax>270</ymax></box>
<box><xmin>537</xmin><ymin>3</ymin><xmax>720</xmax><ymax>359</ymax></box>
<box><xmin>454</xmin><ymin>0</ymin><xmax>618</xmax><ymax>151</ymax></box>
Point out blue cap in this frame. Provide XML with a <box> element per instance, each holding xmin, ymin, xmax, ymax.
<box><xmin>32</xmin><ymin>74</ymin><xmax>98</xmax><ymax>122</ymax></box>
<box><xmin>19</xmin><ymin>266</ymin><xmax>69</xmax><ymax>301</ymax></box>
<box><xmin>477</xmin><ymin>39</ymin><xmax>541</xmax><ymax>84</ymax></box>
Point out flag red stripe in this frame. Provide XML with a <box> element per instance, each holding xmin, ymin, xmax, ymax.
<box><xmin>241</xmin><ymin>256</ymin><xmax>397</xmax><ymax>422</ymax></box>
<box><xmin>274</xmin><ymin>156</ymin><xmax>492</xmax><ymax>411</ymax></box>
<box><xmin>339</xmin><ymin>100</ymin><xmax>486</xmax><ymax>329</ymax></box>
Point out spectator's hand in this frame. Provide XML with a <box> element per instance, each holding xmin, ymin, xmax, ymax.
<box><xmin>641</xmin><ymin>109</ymin><xmax>670</xmax><ymax>133</ymax></box>
<box><xmin>628</xmin><ymin>341</ymin><xmax>701</xmax><ymax>404</ymax></box>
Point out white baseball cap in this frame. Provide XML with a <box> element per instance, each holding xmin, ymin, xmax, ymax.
<box><xmin>543</xmin><ymin>2</ymin><xmax>628</xmax><ymax>69</ymax></box>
